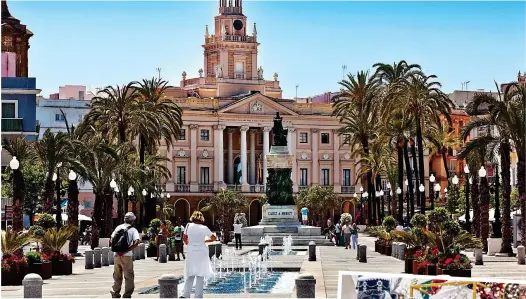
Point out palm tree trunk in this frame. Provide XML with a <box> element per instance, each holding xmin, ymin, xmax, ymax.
<box><xmin>67</xmin><ymin>179</ymin><xmax>79</xmax><ymax>254</ymax></box>
<box><xmin>139</xmin><ymin>135</ymin><xmax>149</xmax><ymax>225</ymax></box>
<box><xmin>12</xmin><ymin>169</ymin><xmax>25</xmax><ymax>232</ymax></box>
<box><xmin>42</xmin><ymin>178</ymin><xmax>54</xmax><ymax>213</ymax></box>
<box><xmin>479</xmin><ymin>175</ymin><xmax>490</xmax><ymax>252</ymax></box>
<box><xmin>517</xmin><ymin>158</ymin><xmax>526</xmax><ymax>246</ymax></box>
<box><xmin>410</xmin><ymin>140</ymin><xmax>421</xmax><ymax>214</ymax></box>
<box><xmin>397</xmin><ymin>145</ymin><xmax>404</xmax><ymax>224</ymax></box>
<box><xmin>403</xmin><ymin>141</ymin><xmax>415</xmax><ymax>218</ymax></box>
<box><xmin>442</xmin><ymin>150</ymin><xmax>450</xmax><ymax>181</ymax></box>
<box><xmin>361</xmin><ymin>139</ymin><xmax>374</xmax><ymax>225</ymax></box>
<box><xmin>91</xmin><ymin>192</ymin><xmax>104</xmax><ymax>249</ymax></box>
<box><xmin>103</xmin><ymin>186</ymin><xmax>114</xmax><ymax>238</ymax></box>
<box><xmin>415</xmin><ymin>117</ymin><xmax>426</xmax><ymax>214</ymax></box>
<box><xmin>500</xmin><ymin>143</ymin><xmax>513</xmax><ymax>255</ymax></box>
<box><xmin>471</xmin><ymin>175</ymin><xmax>480</xmax><ymax>237</ymax></box>
<box><xmin>117</xmin><ymin>192</ymin><xmax>124</xmax><ymax>225</ymax></box>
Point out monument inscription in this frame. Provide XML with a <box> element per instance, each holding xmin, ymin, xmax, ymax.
<box><xmin>265</xmin><ymin>206</ymin><xmax>295</xmax><ymax>219</ymax></box>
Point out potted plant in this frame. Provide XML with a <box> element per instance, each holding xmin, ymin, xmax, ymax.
<box><xmin>26</xmin><ymin>251</ymin><xmax>52</xmax><ymax>279</ymax></box>
<box><xmin>35</xmin><ymin>213</ymin><xmax>57</xmax><ymax>230</ymax></box>
<box><xmin>1</xmin><ymin>228</ymin><xmax>31</xmax><ymax>286</ymax></box>
<box><xmin>424</xmin><ymin>246</ymin><xmax>439</xmax><ymax>276</ymax></box>
<box><xmin>382</xmin><ymin>216</ymin><xmax>396</xmax><ymax>256</ymax></box>
<box><xmin>437</xmin><ymin>251</ymin><xmax>472</xmax><ymax>277</ymax></box>
<box><xmin>29</xmin><ymin>225</ymin><xmax>45</xmax><ymax>251</ymax></box>
<box><xmin>147</xmin><ymin>240</ymin><xmax>157</xmax><ymax>257</ymax></box>
<box><xmin>41</xmin><ymin>226</ymin><xmax>77</xmax><ymax>276</ymax></box>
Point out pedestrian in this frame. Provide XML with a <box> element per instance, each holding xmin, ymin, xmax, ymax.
<box><xmin>110</xmin><ymin>212</ymin><xmax>140</xmax><ymax>298</ymax></box>
<box><xmin>174</xmin><ymin>221</ymin><xmax>185</xmax><ymax>261</ymax></box>
<box><xmin>233</xmin><ymin>220</ymin><xmax>243</xmax><ymax>250</ymax></box>
<box><xmin>334</xmin><ymin>221</ymin><xmax>341</xmax><ymax>246</ymax></box>
<box><xmin>350</xmin><ymin>223</ymin><xmax>359</xmax><ymax>250</ymax></box>
<box><xmin>327</xmin><ymin>218</ymin><xmax>332</xmax><ymax>229</ymax></box>
<box><xmin>180</xmin><ymin>211</ymin><xmax>216</xmax><ymax>298</ymax></box>
<box><xmin>300</xmin><ymin>207</ymin><xmax>309</xmax><ymax>225</ymax></box>
<box><xmin>342</xmin><ymin>221</ymin><xmax>352</xmax><ymax>249</ymax></box>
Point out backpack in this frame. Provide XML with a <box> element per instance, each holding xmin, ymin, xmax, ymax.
<box><xmin>111</xmin><ymin>225</ymin><xmax>130</xmax><ymax>253</ymax></box>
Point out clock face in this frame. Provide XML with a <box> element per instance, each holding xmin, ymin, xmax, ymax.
<box><xmin>233</xmin><ymin>20</ymin><xmax>243</xmax><ymax>31</ymax></box>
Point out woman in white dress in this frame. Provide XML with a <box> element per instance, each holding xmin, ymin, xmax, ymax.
<box><xmin>180</xmin><ymin>211</ymin><xmax>216</xmax><ymax>298</ymax></box>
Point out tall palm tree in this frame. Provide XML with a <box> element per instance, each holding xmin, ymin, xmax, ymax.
<box><xmin>332</xmin><ymin>71</ymin><xmax>381</xmax><ymax>225</ymax></box>
<box><xmin>399</xmin><ymin>73</ymin><xmax>454</xmax><ymax>214</ymax></box>
<box><xmin>426</xmin><ymin>120</ymin><xmax>459</xmax><ymax>181</ymax></box>
<box><xmin>2</xmin><ymin>136</ymin><xmax>35</xmax><ymax>232</ymax></box>
<box><xmin>133</xmin><ymin>78</ymin><xmax>182</xmax><ymax>225</ymax></box>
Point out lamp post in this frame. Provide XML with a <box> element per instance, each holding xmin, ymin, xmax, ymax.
<box><xmin>127</xmin><ymin>186</ymin><xmax>135</xmax><ymax>214</ymax></box>
<box><xmin>419</xmin><ymin>183</ymin><xmax>425</xmax><ymax>214</ymax></box>
<box><xmin>479</xmin><ymin>165</ymin><xmax>490</xmax><ymax>252</ymax></box>
<box><xmin>359</xmin><ymin>186</ymin><xmax>364</xmax><ymax>225</ymax></box>
<box><xmin>53</xmin><ymin>162</ymin><xmax>63</xmax><ymax>228</ymax></box>
<box><xmin>464</xmin><ymin>165</ymin><xmax>471</xmax><ymax>232</ymax></box>
<box><xmin>9</xmin><ymin>157</ymin><xmax>22</xmax><ymax>231</ymax></box>
<box><xmin>386</xmin><ymin>182</ymin><xmax>391</xmax><ymax>216</ymax></box>
<box><xmin>380</xmin><ymin>190</ymin><xmax>385</xmax><ymax>222</ymax></box>
<box><xmin>492</xmin><ymin>164</ymin><xmax>501</xmax><ymax>238</ymax></box>
<box><xmin>362</xmin><ymin>191</ymin><xmax>368</xmax><ymax>225</ymax></box>
<box><xmin>396</xmin><ymin>187</ymin><xmax>402</xmax><ymax>223</ymax></box>
<box><xmin>433</xmin><ymin>184</ymin><xmax>440</xmax><ymax>210</ymax></box>
<box><xmin>429</xmin><ymin>174</ymin><xmax>436</xmax><ymax>211</ymax></box>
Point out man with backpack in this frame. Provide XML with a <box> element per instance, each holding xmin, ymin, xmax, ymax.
<box><xmin>110</xmin><ymin>212</ymin><xmax>140</xmax><ymax>298</ymax></box>
<box><xmin>173</xmin><ymin>220</ymin><xmax>185</xmax><ymax>261</ymax></box>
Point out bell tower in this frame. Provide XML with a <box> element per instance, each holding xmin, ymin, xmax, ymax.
<box><xmin>1</xmin><ymin>0</ymin><xmax>33</xmax><ymax>77</ymax></box>
<box><xmin>203</xmin><ymin>0</ymin><xmax>260</xmax><ymax>81</ymax></box>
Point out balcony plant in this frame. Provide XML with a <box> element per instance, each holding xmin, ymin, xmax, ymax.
<box><xmin>26</xmin><ymin>251</ymin><xmax>52</xmax><ymax>280</ymax></box>
<box><xmin>40</xmin><ymin>226</ymin><xmax>77</xmax><ymax>276</ymax></box>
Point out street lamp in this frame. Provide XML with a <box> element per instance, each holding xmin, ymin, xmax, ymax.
<box><xmin>359</xmin><ymin>186</ymin><xmax>364</xmax><ymax>192</ymax></box>
<box><xmin>362</xmin><ymin>191</ymin><xmax>368</xmax><ymax>225</ymax></box>
<box><xmin>492</xmin><ymin>164</ymin><xmax>501</xmax><ymax>238</ymax></box>
<box><xmin>386</xmin><ymin>183</ymin><xmax>391</xmax><ymax>216</ymax></box>
<box><xmin>110</xmin><ymin>179</ymin><xmax>117</xmax><ymax>189</ymax></box>
<box><xmin>142</xmin><ymin>189</ymin><xmax>147</xmax><ymax>196</ymax></box>
<box><xmin>464</xmin><ymin>165</ymin><xmax>471</xmax><ymax>232</ymax></box>
<box><xmin>418</xmin><ymin>184</ymin><xmax>425</xmax><ymax>214</ymax></box>
<box><xmin>396</xmin><ymin>187</ymin><xmax>403</xmax><ymax>223</ymax></box>
<box><xmin>9</xmin><ymin>156</ymin><xmax>19</xmax><ymax>170</ymax></box>
<box><xmin>478</xmin><ymin>166</ymin><xmax>486</xmax><ymax>178</ymax></box>
<box><xmin>433</xmin><ymin>183</ymin><xmax>441</xmax><ymax>210</ymax></box>
<box><xmin>53</xmin><ymin>163</ymin><xmax>62</xmax><ymax>228</ymax></box>
<box><xmin>379</xmin><ymin>190</ymin><xmax>385</xmax><ymax>221</ymax></box>
<box><xmin>68</xmin><ymin>170</ymin><xmax>77</xmax><ymax>181</ymax></box>
<box><xmin>429</xmin><ymin>174</ymin><xmax>436</xmax><ymax>211</ymax></box>
<box><xmin>452</xmin><ymin>175</ymin><xmax>459</xmax><ymax>185</ymax></box>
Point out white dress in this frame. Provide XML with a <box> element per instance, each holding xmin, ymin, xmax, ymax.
<box><xmin>184</xmin><ymin>223</ymin><xmax>214</xmax><ymax>279</ymax></box>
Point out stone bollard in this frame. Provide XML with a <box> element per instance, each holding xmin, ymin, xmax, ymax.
<box><xmin>23</xmin><ymin>273</ymin><xmax>43</xmax><ymax>298</ymax></box>
<box><xmin>139</xmin><ymin>243</ymin><xmax>146</xmax><ymax>259</ymax></box>
<box><xmin>475</xmin><ymin>248</ymin><xmax>484</xmax><ymax>265</ymax></box>
<box><xmin>308</xmin><ymin>241</ymin><xmax>316</xmax><ymax>262</ymax></box>
<box><xmin>215</xmin><ymin>243</ymin><xmax>222</xmax><ymax>259</ymax></box>
<box><xmin>356</xmin><ymin>243</ymin><xmax>361</xmax><ymax>260</ymax></box>
<box><xmin>517</xmin><ymin>246</ymin><xmax>525</xmax><ymax>265</ymax></box>
<box><xmin>394</xmin><ymin>243</ymin><xmax>399</xmax><ymax>258</ymax></box>
<box><xmin>85</xmin><ymin>249</ymin><xmax>94</xmax><ymax>269</ymax></box>
<box><xmin>133</xmin><ymin>246</ymin><xmax>140</xmax><ymax>260</ymax></box>
<box><xmin>159</xmin><ymin>244</ymin><xmax>167</xmax><ymax>263</ymax></box>
<box><xmin>359</xmin><ymin>245</ymin><xmax>367</xmax><ymax>263</ymax></box>
<box><xmin>101</xmin><ymin>247</ymin><xmax>109</xmax><ymax>266</ymax></box>
<box><xmin>295</xmin><ymin>273</ymin><xmax>316</xmax><ymax>298</ymax></box>
<box><xmin>108</xmin><ymin>250</ymin><xmax>114</xmax><ymax>265</ymax></box>
<box><xmin>399</xmin><ymin>244</ymin><xmax>407</xmax><ymax>260</ymax></box>
<box><xmin>208</xmin><ymin>243</ymin><xmax>215</xmax><ymax>259</ymax></box>
<box><xmin>93</xmin><ymin>247</ymin><xmax>102</xmax><ymax>268</ymax></box>
<box><xmin>258</xmin><ymin>242</ymin><xmax>266</xmax><ymax>261</ymax></box>
<box><xmin>158</xmin><ymin>274</ymin><xmax>183</xmax><ymax>298</ymax></box>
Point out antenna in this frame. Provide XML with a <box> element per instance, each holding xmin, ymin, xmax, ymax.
<box><xmin>156</xmin><ymin>68</ymin><xmax>161</xmax><ymax>79</ymax></box>
<box><xmin>342</xmin><ymin>65</ymin><xmax>347</xmax><ymax>80</ymax></box>
<box><xmin>295</xmin><ymin>85</ymin><xmax>299</xmax><ymax>100</ymax></box>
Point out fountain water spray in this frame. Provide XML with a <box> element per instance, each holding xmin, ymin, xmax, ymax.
<box><xmin>283</xmin><ymin>235</ymin><xmax>293</xmax><ymax>255</ymax></box>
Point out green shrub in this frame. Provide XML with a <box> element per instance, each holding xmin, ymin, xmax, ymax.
<box><xmin>340</xmin><ymin>213</ymin><xmax>352</xmax><ymax>224</ymax></box>
<box><xmin>29</xmin><ymin>225</ymin><xmax>45</xmax><ymax>239</ymax></box>
<box><xmin>382</xmin><ymin>216</ymin><xmax>396</xmax><ymax>232</ymax></box>
<box><xmin>35</xmin><ymin>214</ymin><xmax>57</xmax><ymax>230</ymax></box>
<box><xmin>25</xmin><ymin>251</ymin><xmax>42</xmax><ymax>265</ymax></box>
<box><xmin>149</xmin><ymin>218</ymin><xmax>162</xmax><ymax>236</ymax></box>
<box><xmin>148</xmin><ymin>240</ymin><xmax>157</xmax><ymax>249</ymax></box>
<box><xmin>410</xmin><ymin>214</ymin><xmax>428</xmax><ymax>228</ymax></box>
<box><xmin>428</xmin><ymin>207</ymin><xmax>449</xmax><ymax>231</ymax></box>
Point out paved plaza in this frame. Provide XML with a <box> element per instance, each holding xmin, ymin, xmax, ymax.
<box><xmin>2</xmin><ymin>235</ymin><xmax>525</xmax><ymax>298</ymax></box>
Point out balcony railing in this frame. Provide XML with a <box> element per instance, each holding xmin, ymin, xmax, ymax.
<box><xmin>198</xmin><ymin>184</ymin><xmax>214</xmax><ymax>193</ymax></box>
<box><xmin>227</xmin><ymin>184</ymin><xmax>241</xmax><ymax>192</ymax></box>
<box><xmin>234</xmin><ymin>72</ymin><xmax>244</xmax><ymax>80</ymax></box>
<box><xmin>341</xmin><ymin>186</ymin><xmax>355</xmax><ymax>194</ymax></box>
<box><xmin>174</xmin><ymin>184</ymin><xmax>190</xmax><ymax>192</ymax></box>
<box><xmin>1</xmin><ymin>118</ymin><xmax>23</xmax><ymax>132</ymax></box>
<box><xmin>249</xmin><ymin>184</ymin><xmax>265</xmax><ymax>193</ymax></box>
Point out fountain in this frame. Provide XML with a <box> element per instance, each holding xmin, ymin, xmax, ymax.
<box><xmin>283</xmin><ymin>235</ymin><xmax>293</xmax><ymax>255</ymax></box>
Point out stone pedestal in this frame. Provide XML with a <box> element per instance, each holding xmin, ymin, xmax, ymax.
<box><xmin>475</xmin><ymin>248</ymin><xmax>484</xmax><ymax>265</ymax></box>
<box><xmin>108</xmin><ymin>250</ymin><xmax>114</xmax><ymax>265</ymax></box>
<box><xmin>93</xmin><ymin>248</ymin><xmax>102</xmax><ymax>268</ymax></box>
<box><xmin>139</xmin><ymin>243</ymin><xmax>146</xmax><ymax>259</ymax></box>
<box><xmin>85</xmin><ymin>250</ymin><xmax>93</xmax><ymax>269</ymax></box>
<box><xmin>517</xmin><ymin>245</ymin><xmax>525</xmax><ymax>265</ymax></box>
<box><xmin>99</xmin><ymin>238</ymin><xmax>110</xmax><ymax>248</ymax></box>
<box><xmin>158</xmin><ymin>274</ymin><xmax>183</xmax><ymax>298</ymax></box>
<box><xmin>23</xmin><ymin>274</ymin><xmax>43</xmax><ymax>298</ymax></box>
<box><xmin>159</xmin><ymin>244</ymin><xmax>167</xmax><ymax>263</ymax></box>
<box><xmin>101</xmin><ymin>247</ymin><xmax>109</xmax><ymax>266</ymax></box>
<box><xmin>259</xmin><ymin>204</ymin><xmax>300</xmax><ymax>226</ymax></box>
<box><xmin>358</xmin><ymin>245</ymin><xmax>367</xmax><ymax>263</ymax></box>
<box><xmin>308</xmin><ymin>241</ymin><xmax>316</xmax><ymax>261</ymax></box>
<box><xmin>487</xmin><ymin>238</ymin><xmax>501</xmax><ymax>256</ymax></box>
<box><xmin>356</xmin><ymin>244</ymin><xmax>361</xmax><ymax>260</ymax></box>
<box><xmin>295</xmin><ymin>273</ymin><xmax>316</xmax><ymax>298</ymax></box>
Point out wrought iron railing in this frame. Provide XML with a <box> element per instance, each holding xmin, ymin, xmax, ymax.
<box><xmin>198</xmin><ymin>184</ymin><xmax>214</xmax><ymax>193</ymax></box>
<box><xmin>226</xmin><ymin>184</ymin><xmax>241</xmax><ymax>192</ymax></box>
<box><xmin>174</xmin><ymin>184</ymin><xmax>190</xmax><ymax>192</ymax></box>
<box><xmin>341</xmin><ymin>186</ymin><xmax>355</xmax><ymax>194</ymax></box>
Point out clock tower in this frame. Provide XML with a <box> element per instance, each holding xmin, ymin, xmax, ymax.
<box><xmin>203</xmin><ymin>0</ymin><xmax>260</xmax><ymax>81</ymax></box>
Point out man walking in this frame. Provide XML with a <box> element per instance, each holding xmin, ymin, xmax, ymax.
<box><xmin>110</xmin><ymin>212</ymin><xmax>140</xmax><ymax>298</ymax></box>
<box><xmin>233</xmin><ymin>220</ymin><xmax>243</xmax><ymax>250</ymax></box>
<box><xmin>301</xmin><ymin>207</ymin><xmax>309</xmax><ymax>225</ymax></box>
<box><xmin>350</xmin><ymin>223</ymin><xmax>359</xmax><ymax>250</ymax></box>
<box><xmin>173</xmin><ymin>221</ymin><xmax>185</xmax><ymax>260</ymax></box>
<box><xmin>334</xmin><ymin>221</ymin><xmax>341</xmax><ymax>246</ymax></box>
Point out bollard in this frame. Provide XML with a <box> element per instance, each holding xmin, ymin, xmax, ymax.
<box><xmin>399</xmin><ymin>244</ymin><xmax>407</xmax><ymax>260</ymax></box>
<box><xmin>392</xmin><ymin>243</ymin><xmax>398</xmax><ymax>258</ymax></box>
<box><xmin>215</xmin><ymin>243</ymin><xmax>222</xmax><ymax>259</ymax></box>
<box><xmin>208</xmin><ymin>243</ymin><xmax>215</xmax><ymax>260</ymax></box>
<box><xmin>139</xmin><ymin>243</ymin><xmax>146</xmax><ymax>259</ymax></box>
<box><xmin>258</xmin><ymin>242</ymin><xmax>266</xmax><ymax>261</ymax></box>
<box><xmin>356</xmin><ymin>243</ymin><xmax>361</xmax><ymax>260</ymax></box>
<box><xmin>359</xmin><ymin>245</ymin><xmax>367</xmax><ymax>263</ymax></box>
<box><xmin>158</xmin><ymin>274</ymin><xmax>183</xmax><ymax>298</ymax></box>
<box><xmin>101</xmin><ymin>247</ymin><xmax>109</xmax><ymax>266</ymax></box>
<box><xmin>133</xmin><ymin>246</ymin><xmax>140</xmax><ymax>260</ymax></box>
<box><xmin>308</xmin><ymin>241</ymin><xmax>316</xmax><ymax>262</ymax></box>
<box><xmin>475</xmin><ymin>248</ymin><xmax>484</xmax><ymax>265</ymax></box>
<box><xmin>23</xmin><ymin>273</ymin><xmax>43</xmax><ymax>298</ymax></box>
<box><xmin>85</xmin><ymin>249</ymin><xmax>94</xmax><ymax>269</ymax></box>
<box><xmin>108</xmin><ymin>250</ymin><xmax>114</xmax><ymax>265</ymax></box>
<box><xmin>93</xmin><ymin>247</ymin><xmax>102</xmax><ymax>268</ymax></box>
<box><xmin>159</xmin><ymin>244</ymin><xmax>167</xmax><ymax>263</ymax></box>
<box><xmin>295</xmin><ymin>273</ymin><xmax>316</xmax><ymax>298</ymax></box>
<box><xmin>518</xmin><ymin>245</ymin><xmax>525</xmax><ymax>265</ymax></box>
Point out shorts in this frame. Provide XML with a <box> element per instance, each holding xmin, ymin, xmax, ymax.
<box><xmin>302</xmin><ymin>215</ymin><xmax>308</xmax><ymax>221</ymax></box>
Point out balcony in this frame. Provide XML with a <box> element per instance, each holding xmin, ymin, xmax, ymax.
<box><xmin>198</xmin><ymin>184</ymin><xmax>214</xmax><ymax>193</ymax></box>
<box><xmin>1</xmin><ymin>118</ymin><xmax>23</xmax><ymax>132</ymax></box>
<box><xmin>341</xmin><ymin>186</ymin><xmax>355</xmax><ymax>194</ymax></box>
<box><xmin>234</xmin><ymin>72</ymin><xmax>245</xmax><ymax>80</ymax></box>
<box><xmin>227</xmin><ymin>184</ymin><xmax>241</xmax><ymax>192</ymax></box>
<box><xmin>249</xmin><ymin>184</ymin><xmax>265</xmax><ymax>193</ymax></box>
<box><xmin>174</xmin><ymin>184</ymin><xmax>190</xmax><ymax>192</ymax></box>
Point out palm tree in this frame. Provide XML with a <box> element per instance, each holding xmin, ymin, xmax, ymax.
<box><xmin>332</xmin><ymin>71</ymin><xmax>381</xmax><ymax>225</ymax></box>
<box><xmin>202</xmin><ymin>189</ymin><xmax>247</xmax><ymax>244</ymax></box>
<box><xmin>2</xmin><ymin>136</ymin><xmax>35</xmax><ymax>232</ymax></box>
<box><xmin>426</xmin><ymin>120</ymin><xmax>459</xmax><ymax>181</ymax></box>
<box><xmin>133</xmin><ymin>78</ymin><xmax>182</xmax><ymax>225</ymax></box>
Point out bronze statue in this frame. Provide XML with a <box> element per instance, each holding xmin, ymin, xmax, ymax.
<box><xmin>272</xmin><ymin>112</ymin><xmax>288</xmax><ymax>146</ymax></box>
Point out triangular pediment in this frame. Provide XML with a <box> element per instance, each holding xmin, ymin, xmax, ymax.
<box><xmin>218</xmin><ymin>93</ymin><xmax>298</xmax><ymax>116</ymax></box>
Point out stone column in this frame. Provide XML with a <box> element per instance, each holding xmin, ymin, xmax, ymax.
<box><xmin>227</xmin><ymin>129</ymin><xmax>234</xmax><ymax>184</ymax></box>
<box><xmin>311</xmin><ymin>128</ymin><xmax>319</xmax><ymax>185</ymax></box>
<box><xmin>93</xmin><ymin>248</ymin><xmax>102</xmax><ymax>268</ymax></box>
<box><xmin>85</xmin><ymin>249</ymin><xmax>93</xmax><ymax>269</ymax></box>
<box><xmin>190</xmin><ymin>124</ymin><xmax>199</xmax><ymax>192</ymax></box>
<box><xmin>333</xmin><ymin>130</ymin><xmax>341</xmax><ymax>193</ymax></box>
<box><xmin>214</xmin><ymin>125</ymin><xmax>226</xmax><ymax>190</ymax></box>
<box><xmin>101</xmin><ymin>247</ymin><xmax>109</xmax><ymax>266</ymax></box>
<box><xmin>517</xmin><ymin>245</ymin><xmax>525</xmax><ymax>265</ymax></box>
<box><xmin>159</xmin><ymin>244</ymin><xmax>167</xmax><ymax>263</ymax></box>
<box><xmin>263</xmin><ymin>127</ymin><xmax>271</xmax><ymax>185</ymax></box>
<box><xmin>240</xmin><ymin>126</ymin><xmax>249</xmax><ymax>191</ymax></box>
<box><xmin>289</xmin><ymin>127</ymin><xmax>298</xmax><ymax>192</ymax></box>
<box><xmin>249</xmin><ymin>129</ymin><xmax>257</xmax><ymax>184</ymax></box>
<box><xmin>23</xmin><ymin>274</ymin><xmax>43</xmax><ymax>298</ymax></box>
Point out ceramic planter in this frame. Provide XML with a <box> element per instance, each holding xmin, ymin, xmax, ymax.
<box><xmin>425</xmin><ymin>264</ymin><xmax>437</xmax><ymax>276</ymax></box>
<box><xmin>1</xmin><ymin>265</ymin><xmax>28</xmax><ymax>286</ymax></box>
<box><xmin>51</xmin><ymin>259</ymin><xmax>72</xmax><ymax>276</ymax></box>
<box><xmin>441</xmin><ymin>269</ymin><xmax>471</xmax><ymax>277</ymax></box>
<box><xmin>405</xmin><ymin>258</ymin><xmax>414</xmax><ymax>273</ymax></box>
<box><xmin>386</xmin><ymin>245</ymin><xmax>392</xmax><ymax>256</ymax></box>
<box><xmin>28</xmin><ymin>261</ymin><xmax>52</xmax><ymax>279</ymax></box>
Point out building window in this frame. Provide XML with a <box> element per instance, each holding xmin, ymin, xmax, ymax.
<box><xmin>55</xmin><ymin>114</ymin><xmax>65</xmax><ymax>122</ymax></box>
<box><xmin>176</xmin><ymin>166</ymin><xmax>186</xmax><ymax>184</ymax></box>
<box><xmin>200</xmin><ymin>129</ymin><xmax>210</xmax><ymax>141</ymax></box>
<box><xmin>178</xmin><ymin>129</ymin><xmax>186</xmax><ymax>141</ymax></box>
<box><xmin>235</xmin><ymin>62</ymin><xmax>244</xmax><ymax>79</ymax></box>
<box><xmin>342</xmin><ymin>134</ymin><xmax>350</xmax><ymax>144</ymax></box>
<box><xmin>321</xmin><ymin>169</ymin><xmax>330</xmax><ymax>186</ymax></box>
<box><xmin>200</xmin><ymin>167</ymin><xmax>210</xmax><ymax>184</ymax></box>
<box><xmin>84</xmin><ymin>200</ymin><xmax>92</xmax><ymax>209</ymax></box>
<box><xmin>1</xmin><ymin>102</ymin><xmax>16</xmax><ymax>118</ymax></box>
<box><xmin>321</xmin><ymin>133</ymin><xmax>330</xmax><ymax>144</ymax></box>
<box><xmin>79</xmin><ymin>90</ymin><xmax>85</xmax><ymax>100</ymax></box>
<box><xmin>299</xmin><ymin>132</ymin><xmax>308</xmax><ymax>143</ymax></box>
<box><xmin>342</xmin><ymin>169</ymin><xmax>351</xmax><ymax>186</ymax></box>
<box><xmin>300</xmin><ymin>168</ymin><xmax>308</xmax><ymax>186</ymax></box>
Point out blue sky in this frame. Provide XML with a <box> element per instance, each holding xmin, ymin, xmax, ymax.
<box><xmin>9</xmin><ymin>1</ymin><xmax>526</xmax><ymax>99</ymax></box>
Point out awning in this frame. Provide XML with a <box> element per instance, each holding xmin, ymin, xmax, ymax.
<box><xmin>53</xmin><ymin>214</ymin><xmax>92</xmax><ymax>222</ymax></box>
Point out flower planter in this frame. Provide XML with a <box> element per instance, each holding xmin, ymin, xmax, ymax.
<box><xmin>425</xmin><ymin>264</ymin><xmax>437</xmax><ymax>276</ymax></box>
<box><xmin>437</xmin><ymin>268</ymin><xmax>443</xmax><ymax>275</ymax></box>
<box><xmin>28</xmin><ymin>261</ymin><xmax>52</xmax><ymax>279</ymax></box>
<box><xmin>1</xmin><ymin>265</ymin><xmax>28</xmax><ymax>286</ymax></box>
<box><xmin>147</xmin><ymin>246</ymin><xmax>157</xmax><ymax>257</ymax></box>
<box><xmin>412</xmin><ymin>260</ymin><xmax>420</xmax><ymax>274</ymax></box>
<box><xmin>385</xmin><ymin>245</ymin><xmax>392</xmax><ymax>256</ymax></box>
<box><xmin>405</xmin><ymin>258</ymin><xmax>414</xmax><ymax>274</ymax></box>
<box><xmin>63</xmin><ymin>259</ymin><xmax>73</xmax><ymax>275</ymax></box>
<box><xmin>374</xmin><ymin>241</ymin><xmax>379</xmax><ymax>252</ymax></box>
<box><xmin>51</xmin><ymin>259</ymin><xmax>72</xmax><ymax>276</ymax></box>
<box><xmin>379</xmin><ymin>244</ymin><xmax>385</xmax><ymax>255</ymax></box>
<box><xmin>441</xmin><ymin>269</ymin><xmax>471</xmax><ymax>277</ymax></box>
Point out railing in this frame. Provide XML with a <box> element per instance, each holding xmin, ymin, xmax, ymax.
<box><xmin>183</xmin><ymin>78</ymin><xmax>201</xmax><ymax>86</ymax></box>
<box><xmin>198</xmin><ymin>184</ymin><xmax>214</xmax><ymax>193</ymax></box>
<box><xmin>174</xmin><ymin>184</ymin><xmax>190</xmax><ymax>192</ymax></box>
<box><xmin>341</xmin><ymin>186</ymin><xmax>355</xmax><ymax>194</ymax></box>
<box><xmin>1</xmin><ymin>118</ymin><xmax>23</xmax><ymax>132</ymax></box>
<box><xmin>227</xmin><ymin>184</ymin><xmax>241</xmax><ymax>192</ymax></box>
<box><xmin>234</xmin><ymin>72</ymin><xmax>244</xmax><ymax>80</ymax></box>
<box><xmin>249</xmin><ymin>184</ymin><xmax>265</xmax><ymax>193</ymax></box>
<box><xmin>205</xmin><ymin>35</ymin><xmax>256</xmax><ymax>44</ymax></box>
